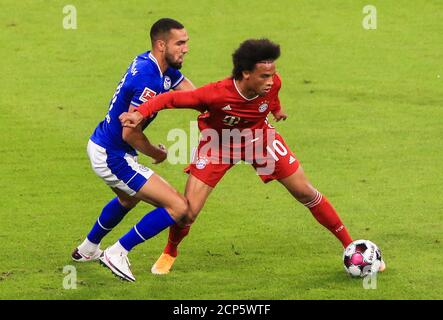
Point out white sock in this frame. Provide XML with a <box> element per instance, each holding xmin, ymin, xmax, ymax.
<box><xmin>78</xmin><ymin>238</ymin><xmax>99</xmax><ymax>254</ymax></box>
<box><xmin>108</xmin><ymin>241</ymin><xmax>129</xmax><ymax>256</ymax></box>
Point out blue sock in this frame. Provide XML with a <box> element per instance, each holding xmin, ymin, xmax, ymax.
<box><xmin>119</xmin><ymin>207</ymin><xmax>176</xmax><ymax>252</ymax></box>
<box><xmin>87</xmin><ymin>197</ymin><xmax>131</xmax><ymax>244</ymax></box>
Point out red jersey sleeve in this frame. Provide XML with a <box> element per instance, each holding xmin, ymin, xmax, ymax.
<box><xmin>270</xmin><ymin>73</ymin><xmax>282</xmax><ymax>113</ymax></box>
<box><xmin>136</xmin><ymin>84</ymin><xmax>214</xmax><ymax>118</ymax></box>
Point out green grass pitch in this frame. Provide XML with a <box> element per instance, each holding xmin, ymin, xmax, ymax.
<box><xmin>0</xmin><ymin>0</ymin><xmax>442</xmax><ymax>300</ymax></box>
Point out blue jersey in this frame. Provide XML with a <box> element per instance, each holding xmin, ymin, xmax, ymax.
<box><xmin>90</xmin><ymin>51</ymin><xmax>184</xmax><ymax>156</ymax></box>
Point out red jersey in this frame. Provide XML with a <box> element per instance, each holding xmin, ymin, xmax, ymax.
<box><xmin>136</xmin><ymin>74</ymin><xmax>299</xmax><ymax>187</ymax></box>
<box><xmin>136</xmin><ymin>74</ymin><xmax>282</xmax><ymax>133</ymax></box>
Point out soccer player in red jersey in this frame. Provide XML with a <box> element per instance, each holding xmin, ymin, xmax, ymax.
<box><xmin>119</xmin><ymin>39</ymin><xmax>361</xmax><ymax>275</ymax></box>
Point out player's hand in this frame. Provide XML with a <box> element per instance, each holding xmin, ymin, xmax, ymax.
<box><xmin>119</xmin><ymin>111</ymin><xmax>144</xmax><ymax>128</ymax></box>
<box><xmin>272</xmin><ymin>110</ymin><xmax>288</xmax><ymax>122</ymax></box>
<box><xmin>152</xmin><ymin>144</ymin><xmax>167</xmax><ymax>164</ymax></box>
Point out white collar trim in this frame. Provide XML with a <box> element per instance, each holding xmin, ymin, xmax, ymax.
<box><xmin>233</xmin><ymin>79</ymin><xmax>258</xmax><ymax>101</ymax></box>
<box><xmin>148</xmin><ymin>52</ymin><xmax>163</xmax><ymax>76</ymax></box>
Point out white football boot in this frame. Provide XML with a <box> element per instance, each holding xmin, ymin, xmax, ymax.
<box><xmin>71</xmin><ymin>243</ymin><xmax>103</xmax><ymax>262</ymax></box>
<box><xmin>99</xmin><ymin>248</ymin><xmax>135</xmax><ymax>282</ymax></box>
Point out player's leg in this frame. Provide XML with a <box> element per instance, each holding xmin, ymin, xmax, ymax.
<box><xmin>151</xmin><ymin>138</ymin><xmax>232</xmax><ymax>275</ymax></box>
<box><xmin>100</xmin><ymin>173</ymin><xmax>190</xmax><ymax>282</ymax></box>
<box><xmin>72</xmin><ymin>141</ymin><xmax>145</xmax><ymax>262</ymax></box>
<box><xmin>278</xmin><ymin>167</ymin><xmax>353</xmax><ymax>248</ymax></box>
<box><xmin>279</xmin><ymin>169</ymin><xmax>385</xmax><ymax>271</ymax></box>
<box><xmin>254</xmin><ymin>132</ymin><xmax>352</xmax><ymax>248</ymax></box>
<box><xmin>78</xmin><ymin>140</ymin><xmax>190</xmax><ymax>281</ymax></box>
<box><xmin>152</xmin><ymin>174</ymin><xmax>213</xmax><ymax>274</ymax></box>
<box><xmin>72</xmin><ymin>188</ymin><xmax>140</xmax><ymax>262</ymax></box>
<box><xmin>164</xmin><ymin>174</ymin><xmax>213</xmax><ymax>256</ymax></box>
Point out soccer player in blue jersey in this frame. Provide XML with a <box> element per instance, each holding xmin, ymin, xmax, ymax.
<box><xmin>71</xmin><ymin>18</ymin><xmax>195</xmax><ymax>282</ymax></box>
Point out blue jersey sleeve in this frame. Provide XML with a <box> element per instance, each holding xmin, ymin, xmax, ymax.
<box><xmin>129</xmin><ymin>73</ymin><xmax>160</xmax><ymax>107</ymax></box>
<box><xmin>165</xmin><ymin>67</ymin><xmax>185</xmax><ymax>89</ymax></box>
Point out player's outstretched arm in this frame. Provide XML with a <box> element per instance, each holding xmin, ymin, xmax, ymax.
<box><xmin>119</xmin><ymin>88</ymin><xmax>208</xmax><ymax>127</ymax></box>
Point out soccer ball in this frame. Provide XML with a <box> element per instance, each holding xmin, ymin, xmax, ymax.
<box><xmin>343</xmin><ymin>239</ymin><xmax>383</xmax><ymax>277</ymax></box>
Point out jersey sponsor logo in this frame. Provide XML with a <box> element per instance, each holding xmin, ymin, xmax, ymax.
<box><xmin>163</xmin><ymin>76</ymin><xmax>172</xmax><ymax>90</ymax></box>
<box><xmin>223</xmin><ymin>115</ymin><xmax>241</xmax><ymax>126</ymax></box>
<box><xmin>139</xmin><ymin>87</ymin><xmax>156</xmax><ymax>102</ymax></box>
<box><xmin>222</xmin><ymin>105</ymin><xmax>232</xmax><ymax>111</ymax></box>
<box><xmin>195</xmin><ymin>157</ymin><xmax>208</xmax><ymax>170</ymax></box>
<box><xmin>258</xmin><ymin>103</ymin><xmax>268</xmax><ymax>113</ymax></box>
<box><xmin>289</xmin><ymin>155</ymin><xmax>296</xmax><ymax>164</ymax></box>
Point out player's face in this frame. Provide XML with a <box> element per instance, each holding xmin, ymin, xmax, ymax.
<box><xmin>165</xmin><ymin>28</ymin><xmax>189</xmax><ymax>69</ymax></box>
<box><xmin>244</xmin><ymin>62</ymin><xmax>276</xmax><ymax>96</ymax></box>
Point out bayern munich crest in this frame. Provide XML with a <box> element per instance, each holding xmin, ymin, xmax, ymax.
<box><xmin>258</xmin><ymin>103</ymin><xmax>268</xmax><ymax>113</ymax></box>
<box><xmin>195</xmin><ymin>157</ymin><xmax>208</xmax><ymax>170</ymax></box>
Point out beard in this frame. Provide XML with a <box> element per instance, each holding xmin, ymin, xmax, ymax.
<box><xmin>165</xmin><ymin>52</ymin><xmax>183</xmax><ymax>70</ymax></box>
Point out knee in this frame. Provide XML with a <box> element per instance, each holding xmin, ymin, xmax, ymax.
<box><xmin>118</xmin><ymin>196</ymin><xmax>139</xmax><ymax>210</ymax></box>
<box><xmin>183</xmin><ymin>209</ymin><xmax>198</xmax><ymax>225</ymax></box>
<box><xmin>293</xmin><ymin>185</ymin><xmax>318</xmax><ymax>204</ymax></box>
<box><xmin>169</xmin><ymin>203</ymin><xmax>199</xmax><ymax>226</ymax></box>
<box><xmin>165</xmin><ymin>196</ymin><xmax>190</xmax><ymax>222</ymax></box>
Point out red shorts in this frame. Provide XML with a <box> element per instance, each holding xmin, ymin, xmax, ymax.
<box><xmin>185</xmin><ymin>132</ymin><xmax>299</xmax><ymax>188</ymax></box>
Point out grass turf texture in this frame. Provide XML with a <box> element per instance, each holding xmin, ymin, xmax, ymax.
<box><xmin>0</xmin><ymin>0</ymin><xmax>442</xmax><ymax>299</ymax></box>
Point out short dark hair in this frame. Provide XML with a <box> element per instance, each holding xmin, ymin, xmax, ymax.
<box><xmin>232</xmin><ymin>39</ymin><xmax>280</xmax><ymax>79</ymax></box>
<box><xmin>150</xmin><ymin>18</ymin><xmax>184</xmax><ymax>44</ymax></box>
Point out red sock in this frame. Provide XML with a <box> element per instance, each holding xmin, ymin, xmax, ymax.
<box><xmin>304</xmin><ymin>191</ymin><xmax>353</xmax><ymax>248</ymax></box>
<box><xmin>164</xmin><ymin>224</ymin><xmax>191</xmax><ymax>257</ymax></box>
